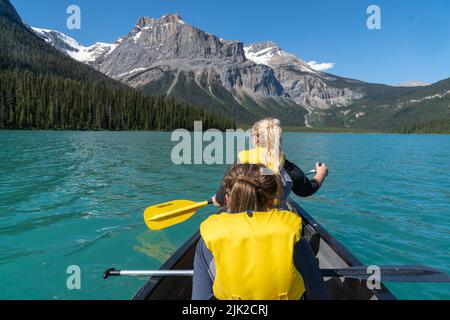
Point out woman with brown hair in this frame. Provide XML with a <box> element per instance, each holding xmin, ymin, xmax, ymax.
<box><xmin>192</xmin><ymin>164</ymin><xmax>326</xmax><ymax>300</ymax></box>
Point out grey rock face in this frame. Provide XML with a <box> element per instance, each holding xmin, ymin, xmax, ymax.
<box><xmin>94</xmin><ymin>14</ymin><xmax>285</xmax><ymax>100</ymax></box>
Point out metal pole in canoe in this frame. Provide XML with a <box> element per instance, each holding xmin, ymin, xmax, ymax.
<box><xmin>103</xmin><ymin>268</ymin><xmax>193</xmax><ymax>279</ymax></box>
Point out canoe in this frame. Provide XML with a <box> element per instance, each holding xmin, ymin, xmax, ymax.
<box><xmin>132</xmin><ymin>199</ymin><xmax>396</xmax><ymax>300</ymax></box>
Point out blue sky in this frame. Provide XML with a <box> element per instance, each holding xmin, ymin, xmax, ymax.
<box><xmin>12</xmin><ymin>0</ymin><xmax>450</xmax><ymax>85</ymax></box>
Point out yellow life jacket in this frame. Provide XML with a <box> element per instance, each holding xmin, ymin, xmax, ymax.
<box><xmin>239</xmin><ymin>147</ymin><xmax>266</xmax><ymax>164</ymax></box>
<box><xmin>200</xmin><ymin>209</ymin><xmax>305</xmax><ymax>300</ymax></box>
<box><xmin>238</xmin><ymin>147</ymin><xmax>286</xmax><ymax>171</ymax></box>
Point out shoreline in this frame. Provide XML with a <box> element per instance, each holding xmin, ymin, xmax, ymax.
<box><xmin>1</xmin><ymin>128</ymin><xmax>449</xmax><ymax>134</ymax></box>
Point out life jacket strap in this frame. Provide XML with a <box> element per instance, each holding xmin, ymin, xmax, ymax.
<box><xmin>279</xmin><ymin>293</ymin><xmax>289</xmax><ymax>300</ymax></box>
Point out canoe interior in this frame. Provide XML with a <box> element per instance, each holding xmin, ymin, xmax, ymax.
<box><xmin>133</xmin><ymin>200</ymin><xmax>395</xmax><ymax>300</ymax></box>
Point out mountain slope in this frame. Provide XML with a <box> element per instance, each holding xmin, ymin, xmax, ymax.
<box><xmin>346</xmin><ymin>78</ymin><xmax>450</xmax><ymax>130</ymax></box>
<box><xmin>0</xmin><ymin>0</ymin><xmax>234</xmax><ymax>130</ymax></box>
<box><xmin>0</xmin><ymin>0</ymin><xmax>20</xmax><ymax>23</ymax></box>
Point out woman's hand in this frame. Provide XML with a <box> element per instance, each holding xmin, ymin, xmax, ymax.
<box><xmin>315</xmin><ymin>162</ymin><xmax>328</xmax><ymax>178</ymax></box>
<box><xmin>211</xmin><ymin>195</ymin><xmax>222</xmax><ymax>207</ymax></box>
<box><xmin>313</xmin><ymin>162</ymin><xmax>328</xmax><ymax>186</ymax></box>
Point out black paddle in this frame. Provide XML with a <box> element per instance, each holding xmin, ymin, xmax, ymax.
<box><xmin>103</xmin><ymin>265</ymin><xmax>450</xmax><ymax>282</ymax></box>
<box><xmin>321</xmin><ymin>265</ymin><xmax>450</xmax><ymax>282</ymax></box>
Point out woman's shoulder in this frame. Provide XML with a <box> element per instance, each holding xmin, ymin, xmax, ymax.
<box><xmin>200</xmin><ymin>212</ymin><xmax>230</xmax><ymax>230</ymax></box>
<box><xmin>201</xmin><ymin>212</ymin><xmax>221</xmax><ymax>226</ymax></box>
<box><xmin>277</xmin><ymin>209</ymin><xmax>303</xmax><ymax>223</ymax></box>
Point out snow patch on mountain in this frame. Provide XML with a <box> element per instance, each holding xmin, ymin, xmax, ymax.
<box><xmin>408</xmin><ymin>89</ymin><xmax>450</xmax><ymax>103</ymax></box>
<box><xmin>243</xmin><ymin>42</ymin><xmax>281</xmax><ymax>66</ymax></box>
<box><xmin>244</xmin><ymin>42</ymin><xmax>324</xmax><ymax>74</ymax></box>
<box><xmin>32</xmin><ymin>27</ymin><xmax>118</xmax><ymax>63</ymax></box>
<box><xmin>395</xmin><ymin>81</ymin><xmax>431</xmax><ymax>87</ymax></box>
<box><xmin>355</xmin><ymin>112</ymin><xmax>365</xmax><ymax>119</ymax></box>
<box><xmin>132</xmin><ymin>30</ymin><xmax>143</xmax><ymax>42</ymax></box>
<box><xmin>116</xmin><ymin>68</ymin><xmax>150</xmax><ymax>78</ymax></box>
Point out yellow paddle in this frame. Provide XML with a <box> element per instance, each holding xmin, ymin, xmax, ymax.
<box><xmin>143</xmin><ymin>199</ymin><xmax>212</xmax><ymax>230</ymax></box>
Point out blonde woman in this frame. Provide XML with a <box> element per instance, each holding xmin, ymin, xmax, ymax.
<box><xmin>212</xmin><ymin>118</ymin><xmax>328</xmax><ymax>209</ymax></box>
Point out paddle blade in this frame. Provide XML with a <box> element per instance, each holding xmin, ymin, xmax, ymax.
<box><xmin>143</xmin><ymin>200</ymin><xmax>209</xmax><ymax>230</ymax></box>
<box><xmin>322</xmin><ymin>265</ymin><xmax>450</xmax><ymax>283</ymax></box>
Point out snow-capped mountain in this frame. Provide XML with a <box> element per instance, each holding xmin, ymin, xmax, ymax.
<box><xmin>29</xmin><ymin>15</ymin><xmax>374</xmax><ymax>125</ymax></box>
<box><xmin>90</xmin><ymin>14</ymin><xmax>375</xmax><ymax>122</ymax></box>
<box><xmin>244</xmin><ymin>41</ymin><xmax>317</xmax><ymax>73</ymax></box>
<box><xmin>244</xmin><ymin>41</ymin><xmax>362</xmax><ymax>109</ymax></box>
<box><xmin>31</xmin><ymin>27</ymin><xmax>118</xmax><ymax>64</ymax></box>
<box><xmin>30</xmin><ymin>14</ymin><xmax>440</xmax><ymax>128</ymax></box>
<box><xmin>89</xmin><ymin>14</ymin><xmax>297</xmax><ymax>123</ymax></box>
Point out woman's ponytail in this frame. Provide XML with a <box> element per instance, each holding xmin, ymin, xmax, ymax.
<box><xmin>252</xmin><ymin>118</ymin><xmax>284</xmax><ymax>174</ymax></box>
<box><xmin>223</xmin><ymin>164</ymin><xmax>280</xmax><ymax>213</ymax></box>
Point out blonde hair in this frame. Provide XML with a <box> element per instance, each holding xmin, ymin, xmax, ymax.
<box><xmin>251</xmin><ymin>118</ymin><xmax>284</xmax><ymax>174</ymax></box>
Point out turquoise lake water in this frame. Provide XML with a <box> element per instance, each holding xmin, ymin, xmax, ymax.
<box><xmin>0</xmin><ymin>131</ymin><xmax>449</xmax><ymax>299</ymax></box>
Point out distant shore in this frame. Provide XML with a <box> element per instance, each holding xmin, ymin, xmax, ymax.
<box><xmin>235</xmin><ymin>125</ymin><xmax>449</xmax><ymax>134</ymax></box>
<box><xmin>1</xmin><ymin>127</ymin><xmax>449</xmax><ymax>134</ymax></box>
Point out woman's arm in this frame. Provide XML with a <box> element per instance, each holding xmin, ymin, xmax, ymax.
<box><xmin>192</xmin><ymin>238</ymin><xmax>215</xmax><ymax>300</ymax></box>
<box><xmin>284</xmin><ymin>159</ymin><xmax>328</xmax><ymax>197</ymax></box>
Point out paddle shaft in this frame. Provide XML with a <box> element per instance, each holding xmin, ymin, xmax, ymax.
<box><xmin>103</xmin><ymin>268</ymin><xmax>193</xmax><ymax>279</ymax></box>
<box><xmin>103</xmin><ymin>265</ymin><xmax>450</xmax><ymax>282</ymax></box>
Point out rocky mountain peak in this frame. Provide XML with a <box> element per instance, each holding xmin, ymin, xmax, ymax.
<box><xmin>244</xmin><ymin>41</ymin><xmax>313</xmax><ymax>71</ymax></box>
<box><xmin>104</xmin><ymin>13</ymin><xmax>247</xmax><ymax>72</ymax></box>
<box><xmin>135</xmin><ymin>14</ymin><xmax>185</xmax><ymax>29</ymax></box>
<box><xmin>161</xmin><ymin>13</ymin><xmax>184</xmax><ymax>23</ymax></box>
<box><xmin>136</xmin><ymin>17</ymin><xmax>156</xmax><ymax>28</ymax></box>
<box><xmin>247</xmin><ymin>41</ymin><xmax>280</xmax><ymax>52</ymax></box>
